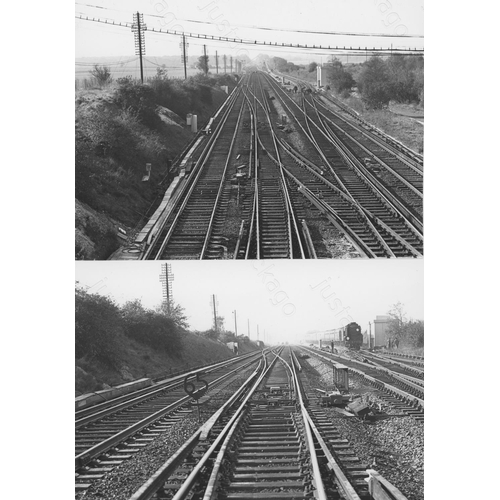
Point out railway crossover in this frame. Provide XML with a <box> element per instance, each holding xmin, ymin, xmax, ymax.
<box><xmin>78</xmin><ymin>347</ymin><xmax>415</xmax><ymax>499</ymax></box>
<box><xmin>132</xmin><ymin>70</ymin><xmax>423</xmax><ymax>260</ymax></box>
<box><xmin>75</xmin><ymin>352</ymin><xmax>262</xmax><ymax>492</ymax></box>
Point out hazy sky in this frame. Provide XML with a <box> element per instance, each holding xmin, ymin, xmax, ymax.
<box><xmin>75</xmin><ymin>0</ymin><xmax>424</xmax><ymax>59</ymax></box>
<box><xmin>75</xmin><ymin>260</ymin><xmax>423</xmax><ymax>344</ymax></box>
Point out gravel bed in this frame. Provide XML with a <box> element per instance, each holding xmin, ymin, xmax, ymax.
<box><xmin>77</xmin><ymin>369</ymin><xmax>255</xmax><ymax>500</ymax></box>
<box><xmin>299</xmin><ymin>353</ymin><xmax>423</xmax><ymax>500</ymax></box>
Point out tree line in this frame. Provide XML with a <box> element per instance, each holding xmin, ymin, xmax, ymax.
<box><xmin>75</xmin><ymin>285</ymin><xmax>188</xmax><ymax>362</ymax></box>
<box><xmin>265</xmin><ymin>54</ymin><xmax>423</xmax><ymax>109</ymax></box>
<box><xmin>75</xmin><ymin>285</ymin><xmax>247</xmax><ymax>364</ymax></box>
<box><xmin>386</xmin><ymin>302</ymin><xmax>424</xmax><ymax>349</ymax></box>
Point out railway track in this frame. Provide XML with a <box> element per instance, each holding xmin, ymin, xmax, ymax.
<box><xmin>243</xmin><ymin>76</ymin><xmax>306</xmax><ymax>259</ymax></box>
<box><xmin>261</xmin><ymin>72</ymin><xmax>423</xmax><ymax>256</ymax></box>
<box><xmin>138</xmin><ymin>70</ymin><xmax>423</xmax><ymax>259</ymax></box>
<box><xmin>118</xmin><ymin>347</ymin><xmax>410</xmax><ymax>500</ymax></box>
<box><xmin>301</xmin><ymin>346</ymin><xmax>424</xmax><ymax>421</ymax></box>
<box><xmin>145</xmin><ymin>84</ymin><xmax>248</xmax><ymax>260</ymax></box>
<box><xmin>357</xmin><ymin>351</ymin><xmax>424</xmax><ymax>379</ymax></box>
<box><xmin>75</xmin><ymin>352</ymin><xmax>262</xmax><ymax>492</ymax></box>
<box><xmin>307</xmin><ymin>98</ymin><xmax>423</xmax><ymax>216</ymax></box>
<box><xmin>270</xmin><ymin>69</ymin><xmax>423</xmax><ymax>170</ymax></box>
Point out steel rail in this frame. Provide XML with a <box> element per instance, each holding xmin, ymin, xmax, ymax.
<box><xmin>290</xmin><ymin>348</ymin><xmax>362</xmax><ymax>500</ymax></box>
<box><xmin>277</xmin><ymin>136</ymin><xmax>397</xmax><ymax>257</ymax></box>
<box><xmin>242</xmin><ymin>86</ymin><xmax>261</xmax><ymax>259</ymax></box>
<box><xmin>310</xmin><ymin>98</ymin><xmax>424</xmax><ymax>239</ymax></box>
<box><xmin>149</xmin><ymin>85</ymin><xmax>244</xmax><ymax>260</ymax></box>
<box><xmin>76</xmin><ymin>352</ymin><xmax>261</xmax><ymax>426</ymax></box>
<box><xmin>290</xmin><ymin>347</ymin><xmax>410</xmax><ymax>500</ymax></box>
<box><xmin>128</xmin><ymin>353</ymin><xmax>268</xmax><ymax>500</ymax></box>
<box><xmin>262</xmin><ymin>73</ymin><xmax>422</xmax><ymax>257</ymax></box>
<box><xmin>277</xmin><ymin>351</ymin><xmax>328</xmax><ymax>500</ymax></box>
<box><xmin>264</xmin><ymin>72</ymin><xmax>424</xmax><ymax>239</ymax></box>
<box><xmin>269</xmin><ymin>68</ymin><xmax>423</xmax><ymax>169</ymax></box>
<box><xmin>239</xmin><ymin>111</ymin><xmax>377</xmax><ymax>258</ymax></box>
<box><xmin>246</xmin><ymin>77</ymin><xmax>296</xmax><ymax>258</ymax></box>
<box><xmin>241</xmin><ymin>82</ymin><xmax>293</xmax><ymax>258</ymax></box>
<box><xmin>250</xmin><ymin>118</ymin><xmax>387</xmax><ymax>258</ymax></box>
<box><xmin>301</xmin><ymin>219</ymin><xmax>318</xmax><ymax>258</ymax></box>
<box><xmin>301</xmin><ymin>347</ymin><xmax>424</xmax><ymax>408</ymax></box>
<box><xmin>169</xmin><ymin>351</ymin><xmax>282</xmax><ymax>500</ymax></box>
<box><xmin>199</xmin><ymin>94</ymin><xmax>247</xmax><ymax>258</ymax></box>
<box><xmin>141</xmin><ymin>83</ymin><xmax>242</xmax><ymax>260</ymax></box>
<box><xmin>362</xmin><ymin>351</ymin><xmax>424</xmax><ymax>377</ymax></box>
<box><xmin>75</xmin><ymin>356</ymin><xmax>261</xmax><ymax>470</ymax></box>
<box><xmin>309</xmin><ymin>97</ymin><xmax>423</xmax><ymax>197</ymax></box>
<box><xmin>316</xmin><ymin>89</ymin><xmax>424</xmax><ymax>168</ymax></box>
<box><xmin>260</xmin><ymin>73</ymin><xmax>400</xmax><ymax>257</ymax></box>
<box><xmin>254</xmin><ymin>75</ymin><xmax>305</xmax><ymax>258</ymax></box>
<box><xmin>278</xmin><ymin>138</ymin><xmax>399</xmax><ymax>257</ymax></box>
<box><xmin>266</xmin><ymin>73</ymin><xmax>354</xmax><ymax>200</ymax></box>
<box><xmin>313</xmin><ymin>94</ymin><xmax>424</xmax><ymax>176</ymax></box>
<box><xmin>201</xmin><ymin>408</ymin><xmax>247</xmax><ymax>500</ymax></box>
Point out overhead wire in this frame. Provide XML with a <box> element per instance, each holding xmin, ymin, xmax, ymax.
<box><xmin>75</xmin><ymin>15</ymin><xmax>424</xmax><ymax>54</ymax></box>
<box><xmin>75</xmin><ymin>1</ymin><xmax>423</xmax><ymax>38</ymax></box>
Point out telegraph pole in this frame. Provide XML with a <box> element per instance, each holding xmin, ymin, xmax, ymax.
<box><xmin>216</xmin><ymin>50</ymin><xmax>219</xmax><ymax>74</ymax></box>
<box><xmin>247</xmin><ymin>319</ymin><xmax>250</xmax><ymax>338</ymax></box>
<box><xmin>180</xmin><ymin>33</ymin><xmax>189</xmax><ymax>80</ymax></box>
<box><xmin>368</xmin><ymin>322</ymin><xmax>372</xmax><ymax>349</ymax></box>
<box><xmin>132</xmin><ymin>12</ymin><xmax>146</xmax><ymax>83</ymax></box>
<box><xmin>203</xmin><ymin>44</ymin><xmax>208</xmax><ymax>75</ymax></box>
<box><xmin>223</xmin><ymin>54</ymin><xmax>227</xmax><ymax>73</ymax></box>
<box><xmin>233</xmin><ymin>310</ymin><xmax>238</xmax><ymax>336</ymax></box>
<box><xmin>230</xmin><ymin>55</ymin><xmax>233</xmax><ymax>73</ymax></box>
<box><xmin>212</xmin><ymin>294</ymin><xmax>218</xmax><ymax>332</ymax></box>
<box><xmin>159</xmin><ymin>264</ymin><xmax>174</xmax><ymax>314</ymax></box>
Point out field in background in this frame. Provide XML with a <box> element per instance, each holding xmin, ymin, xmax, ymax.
<box><xmin>75</xmin><ymin>56</ymin><xmax>235</xmax><ymax>88</ymax></box>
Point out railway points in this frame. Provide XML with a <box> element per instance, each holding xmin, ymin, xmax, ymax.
<box><xmin>114</xmin><ymin>70</ymin><xmax>423</xmax><ymax>260</ymax></box>
<box><xmin>76</xmin><ymin>347</ymin><xmax>423</xmax><ymax>500</ymax></box>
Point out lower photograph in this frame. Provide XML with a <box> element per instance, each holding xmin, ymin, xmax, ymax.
<box><xmin>75</xmin><ymin>260</ymin><xmax>424</xmax><ymax>500</ymax></box>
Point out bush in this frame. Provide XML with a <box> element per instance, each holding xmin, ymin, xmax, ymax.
<box><xmin>357</xmin><ymin>57</ymin><xmax>392</xmax><ymax>109</ymax></box>
<box><xmin>122</xmin><ymin>300</ymin><xmax>182</xmax><ymax>354</ymax></box>
<box><xmin>75</xmin><ymin>286</ymin><xmax>121</xmax><ymax>361</ymax></box>
<box><xmin>113</xmin><ymin>78</ymin><xmax>162</xmax><ymax>129</ymax></box>
<box><xmin>356</xmin><ymin>55</ymin><xmax>424</xmax><ymax>108</ymax></box>
<box><xmin>89</xmin><ymin>64</ymin><xmax>113</xmax><ymax>87</ymax></box>
<box><xmin>325</xmin><ymin>58</ymin><xmax>355</xmax><ymax>94</ymax></box>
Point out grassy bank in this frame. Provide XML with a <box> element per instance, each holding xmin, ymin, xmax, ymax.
<box><xmin>75</xmin><ymin>329</ymin><xmax>257</xmax><ymax>396</ymax></box>
<box><xmin>75</xmin><ymin>73</ymin><xmax>237</xmax><ymax>259</ymax></box>
<box><xmin>75</xmin><ymin>286</ymin><xmax>261</xmax><ymax>395</ymax></box>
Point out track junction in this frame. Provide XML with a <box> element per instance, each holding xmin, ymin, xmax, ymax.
<box><xmin>76</xmin><ymin>347</ymin><xmax>423</xmax><ymax>499</ymax></box>
<box><xmin>118</xmin><ymin>70</ymin><xmax>423</xmax><ymax>260</ymax></box>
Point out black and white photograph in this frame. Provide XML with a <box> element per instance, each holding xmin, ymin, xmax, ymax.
<box><xmin>72</xmin><ymin>1</ymin><xmax>428</xmax><ymax>499</ymax></box>
<box><xmin>75</xmin><ymin>0</ymin><xmax>424</xmax><ymax>260</ymax></box>
<box><xmin>75</xmin><ymin>259</ymin><xmax>423</xmax><ymax>499</ymax></box>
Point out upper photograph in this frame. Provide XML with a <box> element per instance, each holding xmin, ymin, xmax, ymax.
<box><xmin>75</xmin><ymin>0</ymin><xmax>424</xmax><ymax>260</ymax></box>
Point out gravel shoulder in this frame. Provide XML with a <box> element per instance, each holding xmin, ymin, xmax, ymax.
<box><xmin>77</xmin><ymin>368</ymin><xmax>255</xmax><ymax>500</ymax></box>
<box><xmin>302</xmin><ymin>353</ymin><xmax>423</xmax><ymax>500</ymax></box>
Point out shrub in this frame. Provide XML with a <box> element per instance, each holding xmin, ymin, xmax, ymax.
<box><xmin>113</xmin><ymin>79</ymin><xmax>162</xmax><ymax>129</ymax></box>
<box><xmin>122</xmin><ymin>300</ymin><xmax>182</xmax><ymax>354</ymax></box>
<box><xmin>357</xmin><ymin>57</ymin><xmax>392</xmax><ymax>109</ymax></box>
<box><xmin>325</xmin><ymin>58</ymin><xmax>355</xmax><ymax>94</ymax></box>
<box><xmin>75</xmin><ymin>286</ymin><xmax>121</xmax><ymax>361</ymax></box>
<box><xmin>89</xmin><ymin>65</ymin><xmax>113</xmax><ymax>87</ymax></box>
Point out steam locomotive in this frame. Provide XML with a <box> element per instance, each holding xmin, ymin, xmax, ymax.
<box><xmin>322</xmin><ymin>322</ymin><xmax>364</xmax><ymax>350</ymax></box>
